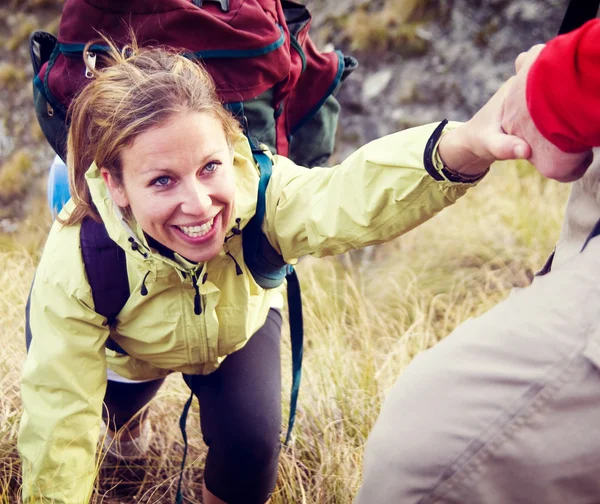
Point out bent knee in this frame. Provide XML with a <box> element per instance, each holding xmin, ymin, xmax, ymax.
<box><xmin>209</xmin><ymin>425</ymin><xmax>281</xmax><ymax>468</ymax></box>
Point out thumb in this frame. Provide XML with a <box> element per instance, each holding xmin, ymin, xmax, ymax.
<box><xmin>512</xmin><ymin>139</ymin><xmax>531</xmax><ymax>159</ymax></box>
<box><xmin>488</xmin><ymin>134</ymin><xmax>531</xmax><ymax>161</ymax></box>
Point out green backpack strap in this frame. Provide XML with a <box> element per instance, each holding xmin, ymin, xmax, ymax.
<box><xmin>242</xmin><ymin>142</ymin><xmax>304</xmax><ymax>445</ymax></box>
<box><xmin>284</xmin><ymin>267</ymin><xmax>304</xmax><ymax>444</ymax></box>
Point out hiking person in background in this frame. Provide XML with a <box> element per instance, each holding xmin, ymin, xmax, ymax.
<box><xmin>19</xmin><ymin>38</ymin><xmax>530</xmax><ymax>503</ymax></box>
<box><xmin>356</xmin><ymin>19</ymin><xmax>600</xmax><ymax>504</ymax></box>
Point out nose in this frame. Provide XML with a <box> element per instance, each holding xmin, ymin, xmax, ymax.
<box><xmin>180</xmin><ymin>180</ymin><xmax>212</xmax><ymax>216</ymax></box>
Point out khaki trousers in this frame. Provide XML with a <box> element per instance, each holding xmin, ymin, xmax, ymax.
<box><xmin>356</xmin><ymin>233</ymin><xmax>600</xmax><ymax>504</ymax></box>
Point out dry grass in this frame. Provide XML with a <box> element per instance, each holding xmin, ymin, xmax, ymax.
<box><xmin>0</xmin><ymin>150</ymin><xmax>34</xmax><ymax>202</ymax></box>
<box><xmin>0</xmin><ymin>159</ymin><xmax>570</xmax><ymax>502</ymax></box>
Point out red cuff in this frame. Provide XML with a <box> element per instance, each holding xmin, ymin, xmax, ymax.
<box><xmin>527</xmin><ymin>19</ymin><xmax>600</xmax><ymax>153</ymax></box>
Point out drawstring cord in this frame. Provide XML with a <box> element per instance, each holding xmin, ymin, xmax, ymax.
<box><xmin>226</xmin><ymin>251</ymin><xmax>243</xmax><ymax>276</ymax></box>
<box><xmin>224</xmin><ymin>218</ymin><xmax>242</xmax><ymax>243</ymax></box>
<box><xmin>140</xmin><ymin>271</ymin><xmax>151</xmax><ymax>296</ymax></box>
<box><xmin>128</xmin><ymin>237</ymin><xmax>148</xmax><ymax>258</ymax></box>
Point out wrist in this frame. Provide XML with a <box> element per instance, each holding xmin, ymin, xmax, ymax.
<box><xmin>438</xmin><ymin>125</ymin><xmax>490</xmax><ymax>177</ymax></box>
<box><xmin>424</xmin><ymin>120</ymin><xmax>489</xmax><ymax>183</ymax></box>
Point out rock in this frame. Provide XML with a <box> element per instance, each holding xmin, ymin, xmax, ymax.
<box><xmin>362</xmin><ymin>68</ymin><xmax>393</xmax><ymax>101</ymax></box>
<box><xmin>306</xmin><ymin>0</ymin><xmax>567</xmax><ymax>157</ymax></box>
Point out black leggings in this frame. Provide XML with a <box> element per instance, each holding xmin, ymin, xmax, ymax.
<box><xmin>103</xmin><ymin>308</ymin><xmax>283</xmax><ymax>504</ymax></box>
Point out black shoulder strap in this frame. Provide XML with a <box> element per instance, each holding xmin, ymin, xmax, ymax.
<box><xmin>80</xmin><ymin>217</ymin><xmax>130</xmax><ymax>353</ymax></box>
<box><xmin>27</xmin><ymin>218</ymin><xmax>129</xmax><ymax>353</ymax></box>
<box><xmin>559</xmin><ymin>0</ymin><xmax>600</xmax><ymax>34</ymax></box>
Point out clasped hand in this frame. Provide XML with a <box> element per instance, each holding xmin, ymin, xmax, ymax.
<box><xmin>439</xmin><ymin>44</ymin><xmax>593</xmax><ymax>182</ymax></box>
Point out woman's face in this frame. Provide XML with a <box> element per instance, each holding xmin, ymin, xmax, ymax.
<box><xmin>102</xmin><ymin>111</ymin><xmax>236</xmax><ymax>263</ymax></box>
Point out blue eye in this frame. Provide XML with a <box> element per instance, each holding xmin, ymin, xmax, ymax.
<box><xmin>203</xmin><ymin>161</ymin><xmax>220</xmax><ymax>173</ymax></box>
<box><xmin>152</xmin><ymin>176</ymin><xmax>171</xmax><ymax>187</ymax></box>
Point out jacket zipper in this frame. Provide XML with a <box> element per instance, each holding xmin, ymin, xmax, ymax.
<box><xmin>190</xmin><ymin>270</ymin><xmax>209</xmax><ymax>366</ymax></box>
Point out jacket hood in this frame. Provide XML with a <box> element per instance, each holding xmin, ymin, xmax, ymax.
<box><xmin>85</xmin><ymin>133</ymin><xmax>261</xmax><ymax>273</ymax></box>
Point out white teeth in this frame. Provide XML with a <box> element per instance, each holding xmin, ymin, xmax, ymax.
<box><xmin>178</xmin><ymin>219</ymin><xmax>214</xmax><ymax>238</ymax></box>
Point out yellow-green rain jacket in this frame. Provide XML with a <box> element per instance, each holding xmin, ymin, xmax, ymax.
<box><xmin>19</xmin><ymin>122</ymin><xmax>479</xmax><ymax>502</ymax></box>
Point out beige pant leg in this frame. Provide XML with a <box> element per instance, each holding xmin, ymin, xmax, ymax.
<box><xmin>356</xmin><ymin>238</ymin><xmax>600</xmax><ymax>504</ymax></box>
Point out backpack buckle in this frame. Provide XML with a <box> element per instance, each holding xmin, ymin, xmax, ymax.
<box><xmin>85</xmin><ymin>51</ymin><xmax>97</xmax><ymax>79</ymax></box>
<box><xmin>192</xmin><ymin>0</ymin><xmax>230</xmax><ymax>12</ymax></box>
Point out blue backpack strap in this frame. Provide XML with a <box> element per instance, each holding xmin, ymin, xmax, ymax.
<box><xmin>242</xmin><ymin>148</ymin><xmax>289</xmax><ymax>287</ymax></box>
<box><xmin>176</xmin><ymin>388</ymin><xmax>195</xmax><ymax>504</ymax></box>
<box><xmin>242</xmin><ymin>141</ymin><xmax>303</xmax><ymax>445</ymax></box>
<box><xmin>80</xmin><ymin>216</ymin><xmax>130</xmax><ymax>354</ymax></box>
<box><xmin>284</xmin><ymin>268</ymin><xmax>303</xmax><ymax>444</ymax></box>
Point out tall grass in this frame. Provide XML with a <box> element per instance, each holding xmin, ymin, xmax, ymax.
<box><xmin>0</xmin><ymin>160</ymin><xmax>570</xmax><ymax>503</ymax></box>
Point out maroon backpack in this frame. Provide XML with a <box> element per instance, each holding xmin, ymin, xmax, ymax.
<box><xmin>30</xmin><ymin>0</ymin><xmax>357</xmax><ymax>167</ymax></box>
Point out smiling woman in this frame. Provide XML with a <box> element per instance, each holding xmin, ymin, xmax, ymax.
<box><xmin>20</xmin><ymin>37</ymin><xmax>530</xmax><ymax>504</ymax></box>
<box><xmin>103</xmin><ymin>112</ymin><xmax>236</xmax><ymax>264</ymax></box>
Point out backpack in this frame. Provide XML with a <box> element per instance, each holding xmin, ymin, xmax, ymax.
<box><xmin>28</xmin><ymin>0</ymin><xmax>356</xmax><ymax>474</ymax></box>
<box><xmin>30</xmin><ymin>0</ymin><xmax>357</xmax><ymax>168</ymax></box>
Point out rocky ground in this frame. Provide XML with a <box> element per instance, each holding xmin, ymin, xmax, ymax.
<box><xmin>0</xmin><ymin>0</ymin><xmax>569</xmax><ymax>232</ymax></box>
<box><xmin>0</xmin><ymin>0</ymin><xmax>62</xmax><ymax>233</ymax></box>
<box><xmin>308</xmin><ymin>0</ymin><xmax>566</xmax><ymax>159</ymax></box>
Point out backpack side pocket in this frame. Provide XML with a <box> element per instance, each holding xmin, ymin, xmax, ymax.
<box><xmin>30</xmin><ymin>31</ymin><xmax>68</xmax><ymax>161</ymax></box>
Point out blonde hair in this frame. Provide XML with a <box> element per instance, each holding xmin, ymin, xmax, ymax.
<box><xmin>63</xmin><ymin>38</ymin><xmax>241</xmax><ymax>225</ymax></box>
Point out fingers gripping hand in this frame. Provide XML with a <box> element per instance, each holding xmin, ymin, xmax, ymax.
<box><xmin>502</xmin><ymin>44</ymin><xmax>592</xmax><ymax>182</ymax></box>
<box><xmin>439</xmin><ymin>79</ymin><xmax>531</xmax><ymax>177</ymax></box>
<box><xmin>466</xmin><ymin>77</ymin><xmax>532</xmax><ymax>162</ymax></box>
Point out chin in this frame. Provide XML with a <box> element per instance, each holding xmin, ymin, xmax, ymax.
<box><xmin>179</xmin><ymin>243</ymin><xmax>222</xmax><ymax>264</ymax></box>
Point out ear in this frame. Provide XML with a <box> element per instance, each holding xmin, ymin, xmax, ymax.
<box><xmin>100</xmin><ymin>167</ymin><xmax>130</xmax><ymax>208</ymax></box>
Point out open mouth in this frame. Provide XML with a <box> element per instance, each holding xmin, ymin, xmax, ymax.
<box><xmin>175</xmin><ymin>218</ymin><xmax>215</xmax><ymax>238</ymax></box>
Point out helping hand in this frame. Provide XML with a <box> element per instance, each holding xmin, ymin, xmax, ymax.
<box><xmin>501</xmin><ymin>44</ymin><xmax>593</xmax><ymax>182</ymax></box>
<box><xmin>438</xmin><ymin>77</ymin><xmax>531</xmax><ymax>177</ymax></box>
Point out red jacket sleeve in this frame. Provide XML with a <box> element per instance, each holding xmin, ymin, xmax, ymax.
<box><xmin>527</xmin><ymin>19</ymin><xmax>600</xmax><ymax>152</ymax></box>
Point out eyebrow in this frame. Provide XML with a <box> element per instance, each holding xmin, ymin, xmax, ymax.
<box><xmin>139</xmin><ymin>148</ymin><xmax>228</xmax><ymax>175</ymax></box>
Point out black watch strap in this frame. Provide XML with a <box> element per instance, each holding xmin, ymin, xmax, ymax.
<box><xmin>423</xmin><ymin>119</ymin><xmax>488</xmax><ymax>184</ymax></box>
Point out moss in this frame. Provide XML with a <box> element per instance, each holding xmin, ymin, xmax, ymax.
<box><xmin>342</xmin><ymin>1</ymin><xmax>432</xmax><ymax>56</ymax></box>
<box><xmin>0</xmin><ymin>150</ymin><xmax>34</xmax><ymax>201</ymax></box>
<box><xmin>0</xmin><ymin>63</ymin><xmax>27</xmax><ymax>90</ymax></box>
